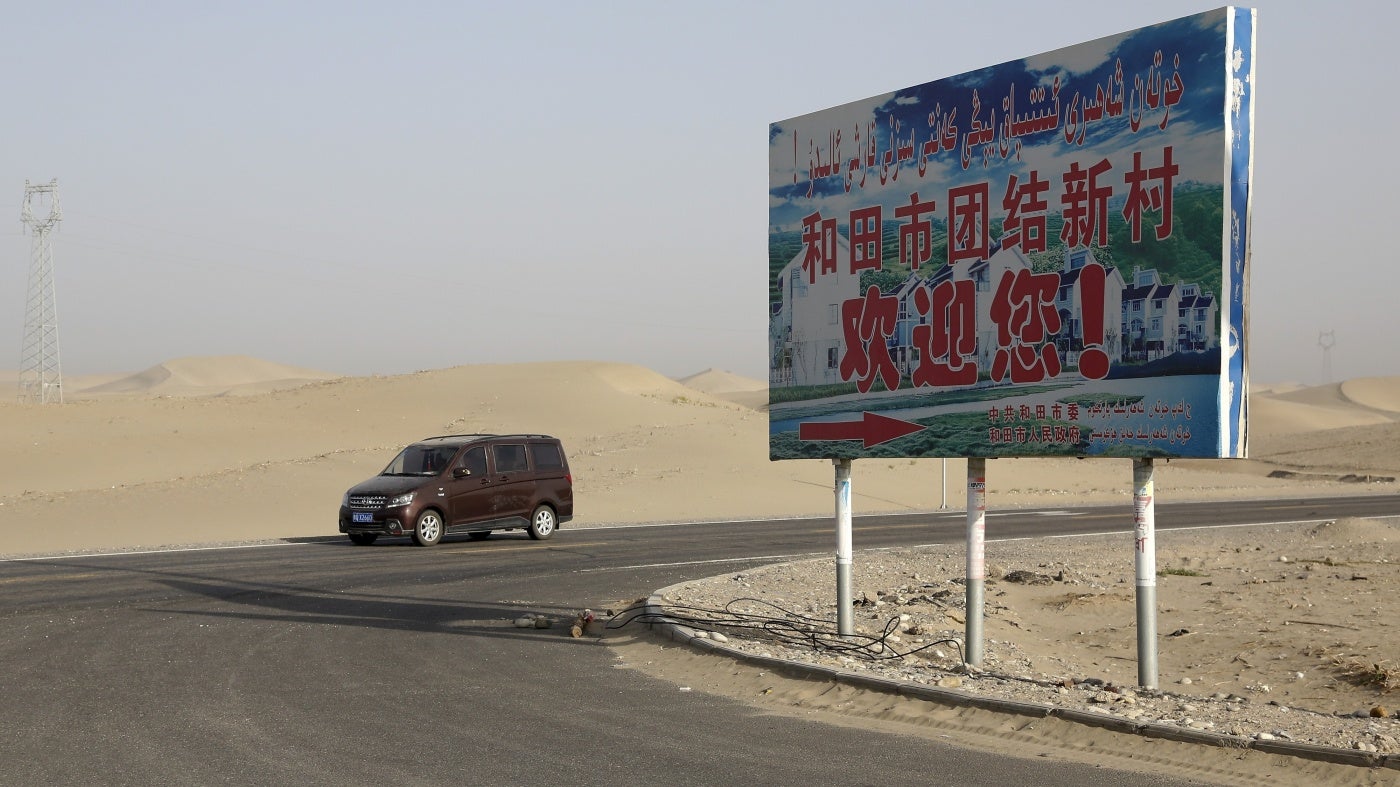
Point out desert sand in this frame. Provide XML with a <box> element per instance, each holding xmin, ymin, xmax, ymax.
<box><xmin>3</xmin><ymin>357</ymin><xmax>1398</xmax><ymax>783</ymax></box>
<box><xmin>3</xmin><ymin>355</ymin><xmax>1398</xmax><ymax>558</ymax></box>
<box><xmin>643</xmin><ymin>516</ymin><xmax>1399</xmax><ymax>775</ymax></box>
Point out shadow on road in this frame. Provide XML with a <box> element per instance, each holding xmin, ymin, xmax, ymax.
<box><xmin>146</xmin><ymin>575</ymin><xmax>598</xmax><ymax>644</ymax></box>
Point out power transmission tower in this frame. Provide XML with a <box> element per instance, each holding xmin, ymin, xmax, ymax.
<box><xmin>1317</xmin><ymin>330</ymin><xmax>1335</xmax><ymax>384</ymax></box>
<box><xmin>18</xmin><ymin>179</ymin><xmax>64</xmax><ymax>404</ymax></box>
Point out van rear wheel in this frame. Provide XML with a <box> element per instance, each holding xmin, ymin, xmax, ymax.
<box><xmin>527</xmin><ymin>506</ymin><xmax>556</xmax><ymax>540</ymax></box>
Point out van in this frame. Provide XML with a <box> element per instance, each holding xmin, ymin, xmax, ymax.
<box><xmin>338</xmin><ymin>434</ymin><xmax>573</xmax><ymax>546</ymax></box>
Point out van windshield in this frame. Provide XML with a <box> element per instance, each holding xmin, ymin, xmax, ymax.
<box><xmin>382</xmin><ymin>445</ymin><xmax>458</xmax><ymax>476</ymax></box>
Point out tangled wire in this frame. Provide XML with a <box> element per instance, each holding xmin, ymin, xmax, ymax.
<box><xmin>607</xmin><ymin>596</ymin><xmax>965</xmax><ymax>665</ymax></box>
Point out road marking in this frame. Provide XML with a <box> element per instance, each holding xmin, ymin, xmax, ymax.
<box><xmin>438</xmin><ymin>541</ymin><xmax>607</xmax><ymax>555</ymax></box>
<box><xmin>1008</xmin><ymin>517</ymin><xmax>1341</xmax><ymax>543</ymax></box>
<box><xmin>575</xmin><ymin>510</ymin><xmax>954</xmax><ymax>531</ymax></box>
<box><xmin>0</xmin><ymin>571</ymin><xmax>106</xmax><ymax>585</ymax></box>
<box><xmin>612</xmin><ymin>518</ymin><xmax>1355</xmax><ymax>561</ymax></box>
<box><xmin>0</xmin><ymin>541</ymin><xmax>308</xmax><ymax>563</ymax></box>
<box><xmin>1153</xmin><ymin>517</ymin><xmax>1341</xmax><ymax>534</ymax></box>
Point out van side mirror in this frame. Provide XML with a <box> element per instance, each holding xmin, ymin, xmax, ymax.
<box><xmin>453</xmin><ymin>467</ymin><xmax>472</xmax><ymax>478</ymax></box>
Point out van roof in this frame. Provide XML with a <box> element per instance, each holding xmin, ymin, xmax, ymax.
<box><xmin>413</xmin><ymin>433</ymin><xmax>559</xmax><ymax>446</ymax></box>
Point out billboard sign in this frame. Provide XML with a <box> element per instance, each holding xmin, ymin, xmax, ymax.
<box><xmin>768</xmin><ymin>7</ymin><xmax>1254</xmax><ymax>461</ymax></box>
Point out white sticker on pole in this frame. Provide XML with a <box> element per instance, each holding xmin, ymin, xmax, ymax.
<box><xmin>1134</xmin><ymin>466</ymin><xmax>1156</xmax><ymax>587</ymax></box>
<box><xmin>968</xmin><ymin>474</ymin><xmax>986</xmax><ymax>581</ymax></box>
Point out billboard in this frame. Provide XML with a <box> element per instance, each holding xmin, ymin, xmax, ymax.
<box><xmin>768</xmin><ymin>7</ymin><xmax>1254</xmax><ymax>461</ymax></box>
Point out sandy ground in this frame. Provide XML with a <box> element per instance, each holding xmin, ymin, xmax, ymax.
<box><xmin>634</xmin><ymin>516</ymin><xmax>1399</xmax><ymax>782</ymax></box>
<box><xmin>654</xmin><ymin>516</ymin><xmax>1400</xmax><ymax>720</ymax></box>
<box><xmin>3</xmin><ymin>356</ymin><xmax>1398</xmax><ymax>558</ymax></box>
<box><xmin>3</xmin><ymin>357</ymin><xmax>1399</xmax><ymax>783</ymax></box>
<box><xmin>606</xmin><ymin>633</ymin><xmax>1396</xmax><ymax>787</ymax></box>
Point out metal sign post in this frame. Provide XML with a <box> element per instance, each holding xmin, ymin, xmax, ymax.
<box><xmin>834</xmin><ymin>458</ymin><xmax>854</xmax><ymax>636</ymax></box>
<box><xmin>965</xmin><ymin>458</ymin><xmax>986</xmax><ymax>667</ymax></box>
<box><xmin>1133</xmin><ymin>457</ymin><xmax>1158</xmax><ymax>689</ymax></box>
<box><xmin>940</xmin><ymin>458</ymin><xmax>948</xmax><ymax>509</ymax></box>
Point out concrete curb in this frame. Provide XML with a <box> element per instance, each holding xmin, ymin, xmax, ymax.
<box><xmin>640</xmin><ymin>591</ymin><xmax>1393</xmax><ymax>771</ymax></box>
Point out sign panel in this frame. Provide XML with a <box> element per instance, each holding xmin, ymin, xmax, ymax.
<box><xmin>768</xmin><ymin>7</ymin><xmax>1254</xmax><ymax>461</ymax></box>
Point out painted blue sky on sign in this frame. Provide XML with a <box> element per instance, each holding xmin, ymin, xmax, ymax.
<box><xmin>770</xmin><ymin>9</ymin><xmax>1228</xmax><ymax>233</ymax></box>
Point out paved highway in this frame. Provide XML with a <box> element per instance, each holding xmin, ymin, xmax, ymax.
<box><xmin>2</xmin><ymin>494</ymin><xmax>1395</xmax><ymax>785</ymax></box>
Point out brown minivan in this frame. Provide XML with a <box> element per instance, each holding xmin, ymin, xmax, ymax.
<box><xmin>338</xmin><ymin>434</ymin><xmax>573</xmax><ymax>546</ymax></box>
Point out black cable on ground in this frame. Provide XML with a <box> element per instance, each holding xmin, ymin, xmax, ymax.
<box><xmin>607</xmin><ymin>596</ymin><xmax>966</xmax><ymax>665</ymax></box>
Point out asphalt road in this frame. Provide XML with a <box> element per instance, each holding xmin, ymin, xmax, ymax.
<box><xmin>2</xmin><ymin>494</ymin><xmax>1395</xmax><ymax>786</ymax></box>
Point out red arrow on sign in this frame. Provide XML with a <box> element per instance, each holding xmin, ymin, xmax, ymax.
<box><xmin>798</xmin><ymin>412</ymin><xmax>925</xmax><ymax>448</ymax></box>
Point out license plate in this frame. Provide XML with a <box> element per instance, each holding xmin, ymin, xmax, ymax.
<box><xmin>352</xmin><ymin>512</ymin><xmax>375</xmax><ymax>523</ymax></box>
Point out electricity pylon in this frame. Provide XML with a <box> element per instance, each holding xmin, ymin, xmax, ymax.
<box><xmin>18</xmin><ymin>179</ymin><xmax>63</xmax><ymax>404</ymax></box>
<box><xmin>1317</xmin><ymin>330</ymin><xmax>1335</xmax><ymax>385</ymax></box>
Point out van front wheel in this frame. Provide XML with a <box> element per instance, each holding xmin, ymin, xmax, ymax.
<box><xmin>412</xmin><ymin>510</ymin><xmax>443</xmax><ymax>546</ymax></box>
<box><xmin>527</xmin><ymin>506</ymin><xmax>556</xmax><ymax>540</ymax></box>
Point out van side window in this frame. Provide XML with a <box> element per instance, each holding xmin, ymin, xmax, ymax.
<box><xmin>530</xmin><ymin>442</ymin><xmax>564</xmax><ymax>470</ymax></box>
<box><xmin>458</xmin><ymin>446</ymin><xmax>487</xmax><ymax>476</ymax></box>
<box><xmin>492</xmin><ymin>444</ymin><xmax>528</xmax><ymax>473</ymax></box>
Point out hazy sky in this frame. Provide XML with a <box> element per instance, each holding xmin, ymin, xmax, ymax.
<box><xmin>4</xmin><ymin>2</ymin><xmax>1396</xmax><ymax>385</ymax></box>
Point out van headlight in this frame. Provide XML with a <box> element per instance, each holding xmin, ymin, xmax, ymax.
<box><xmin>387</xmin><ymin>492</ymin><xmax>415</xmax><ymax>507</ymax></box>
<box><xmin>341</xmin><ymin>491</ymin><xmax>350</xmax><ymax>507</ymax></box>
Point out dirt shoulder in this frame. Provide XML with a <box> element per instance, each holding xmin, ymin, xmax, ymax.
<box><xmin>608</xmin><ymin>516</ymin><xmax>1400</xmax><ymax>786</ymax></box>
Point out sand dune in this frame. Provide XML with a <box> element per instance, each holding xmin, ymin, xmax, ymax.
<box><xmin>675</xmin><ymin>369</ymin><xmax>768</xmax><ymax>409</ymax></box>
<box><xmin>1262</xmin><ymin>377</ymin><xmax>1400</xmax><ymax>417</ymax></box>
<box><xmin>1</xmin><ymin>357</ymin><xmax>1397</xmax><ymax>557</ymax></box>
<box><xmin>676</xmin><ymin>368</ymin><xmax>766</xmax><ymax>394</ymax></box>
<box><xmin>77</xmin><ymin>355</ymin><xmax>340</xmax><ymax>397</ymax></box>
<box><xmin>1340</xmin><ymin>376</ymin><xmax>1400</xmax><ymax>413</ymax></box>
<box><xmin>1247</xmin><ymin>393</ymin><xmax>1394</xmax><ymax>436</ymax></box>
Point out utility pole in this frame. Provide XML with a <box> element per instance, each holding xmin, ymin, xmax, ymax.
<box><xmin>18</xmin><ymin>179</ymin><xmax>64</xmax><ymax>404</ymax></box>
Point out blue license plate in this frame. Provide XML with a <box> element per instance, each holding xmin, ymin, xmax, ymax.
<box><xmin>352</xmin><ymin>512</ymin><xmax>375</xmax><ymax>523</ymax></box>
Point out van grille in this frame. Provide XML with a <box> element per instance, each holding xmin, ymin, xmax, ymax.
<box><xmin>349</xmin><ymin>495</ymin><xmax>387</xmax><ymax>508</ymax></box>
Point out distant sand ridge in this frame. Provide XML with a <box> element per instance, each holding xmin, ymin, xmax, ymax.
<box><xmin>1</xmin><ymin>355</ymin><xmax>1398</xmax><ymax>556</ymax></box>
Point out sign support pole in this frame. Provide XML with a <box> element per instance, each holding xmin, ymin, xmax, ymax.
<box><xmin>1133</xmin><ymin>457</ymin><xmax>1158</xmax><ymax>689</ymax></box>
<box><xmin>965</xmin><ymin>458</ymin><xmax>986</xmax><ymax>667</ymax></box>
<box><xmin>940</xmin><ymin>458</ymin><xmax>948</xmax><ymax>509</ymax></box>
<box><xmin>834</xmin><ymin>458</ymin><xmax>854</xmax><ymax>636</ymax></box>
